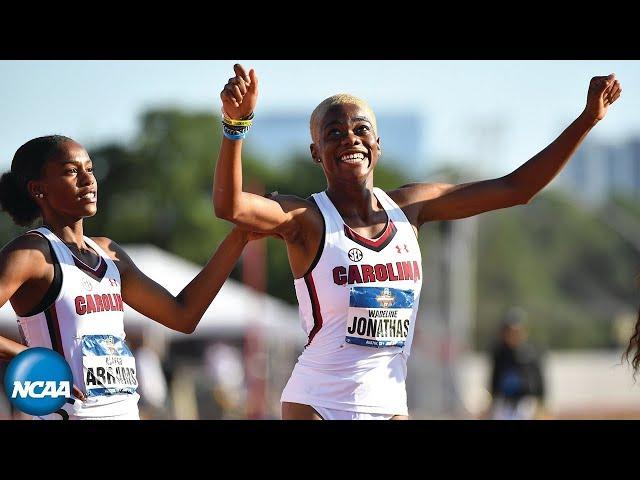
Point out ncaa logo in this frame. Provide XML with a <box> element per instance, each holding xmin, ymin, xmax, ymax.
<box><xmin>348</xmin><ymin>248</ymin><xmax>363</xmax><ymax>262</ymax></box>
<box><xmin>4</xmin><ymin>348</ymin><xmax>73</xmax><ymax>416</ymax></box>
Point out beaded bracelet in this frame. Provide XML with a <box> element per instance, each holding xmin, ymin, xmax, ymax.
<box><xmin>222</xmin><ymin>125</ymin><xmax>246</xmax><ymax>140</ymax></box>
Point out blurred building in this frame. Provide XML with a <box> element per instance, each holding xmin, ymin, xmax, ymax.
<box><xmin>249</xmin><ymin>111</ymin><xmax>428</xmax><ymax>176</ymax></box>
<box><xmin>559</xmin><ymin>136</ymin><xmax>640</xmax><ymax>206</ymax></box>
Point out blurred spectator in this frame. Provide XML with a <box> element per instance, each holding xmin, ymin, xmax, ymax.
<box><xmin>135</xmin><ymin>345</ymin><xmax>169</xmax><ymax>418</ymax></box>
<box><xmin>204</xmin><ymin>343</ymin><xmax>246</xmax><ymax>419</ymax></box>
<box><xmin>489</xmin><ymin>307</ymin><xmax>546</xmax><ymax>419</ymax></box>
<box><xmin>132</xmin><ymin>331</ymin><xmax>169</xmax><ymax>419</ymax></box>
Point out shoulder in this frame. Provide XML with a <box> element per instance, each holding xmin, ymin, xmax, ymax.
<box><xmin>268</xmin><ymin>192</ymin><xmax>323</xmax><ymax>242</ymax></box>
<box><xmin>90</xmin><ymin>237</ymin><xmax>139</xmax><ymax>277</ymax></box>
<box><xmin>519</xmin><ymin>343</ymin><xmax>542</xmax><ymax>361</ymax></box>
<box><xmin>386</xmin><ymin>183</ymin><xmax>452</xmax><ymax>208</ymax></box>
<box><xmin>90</xmin><ymin>236</ymin><xmax>115</xmax><ymax>255</ymax></box>
<box><xmin>268</xmin><ymin>192</ymin><xmax>319</xmax><ymax>212</ymax></box>
<box><xmin>90</xmin><ymin>237</ymin><xmax>131</xmax><ymax>264</ymax></box>
<box><xmin>1</xmin><ymin>232</ymin><xmax>53</xmax><ymax>263</ymax></box>
<box><xmin>0</xmin><ymin>232</ymin><xmax>53</xmax><ymax>279</ymax></box>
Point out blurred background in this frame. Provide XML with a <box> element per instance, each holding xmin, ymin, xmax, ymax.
<box><xmin>1</xmin><ymin>60</ymin><xmax>639</xmax><ymax>419</ymax></box>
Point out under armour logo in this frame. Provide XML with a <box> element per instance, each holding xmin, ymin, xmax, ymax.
<box><xmin>108</xmin><ymin>278</ymin><xmax>119</xmax><ymax>287</ymax></box>
<box><xmin>395</xmin><ymin>244</ymin><xmax>409</xmax><ymax>254</ymax></box>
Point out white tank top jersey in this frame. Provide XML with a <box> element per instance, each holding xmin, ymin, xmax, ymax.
<box><xmin>16</xmin><ymin>227</ymin><xmax>139</xmax><ymax>419</ymax></box>
<box><xmin>281</xmin><ymin>188</ymin><xmax>423</xmax><ymax>415</ymax></box>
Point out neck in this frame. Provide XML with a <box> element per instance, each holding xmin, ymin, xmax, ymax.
<box><xmin>325</xmin><ymin>176</ymin><xmax>379</xmax><ymax>220</ymax></box>
<box><xmin>41</xmin><ymin>215</ymin><xmax>86</xmax><ymax>248</ymax></box>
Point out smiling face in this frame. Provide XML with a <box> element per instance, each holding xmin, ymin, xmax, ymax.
<box><xmin>310</xmin><ymin>103</ymin><xmax>381</xmax><ymax>185</ymax></box>
<box><xmin>30</xmin><ymin>140</ymin><xmax>98</xmax><ymax>220</ymax></box>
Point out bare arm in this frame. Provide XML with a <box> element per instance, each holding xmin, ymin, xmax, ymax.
<box><xmin>0</xmin><ymin>337</ymin><xmax>27</xmax><ymax>361</ymax></box>
<box><xmin>99</xmin><ymin>228</ymin><xmax>252</xmax><ymax>334</ymax></box>
<box><xmin>213</xmin><ymin>64</ymin><xmax>312</xmax><ymax>240</ymax></box>
<box><xmin>391</xmin><ymin>74</ymin><xmax>622</xmax><ymax>226</ymax></box>
<box><xmin>0</xmin><ymin>235</ymin><xmax>50</xmax><ymax>361</ymax></box>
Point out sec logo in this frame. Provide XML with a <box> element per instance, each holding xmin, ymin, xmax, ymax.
<box><xmin>348</xmin><ymin>248</ymin><xmax>363</xmax><ymax>262</ymax></box>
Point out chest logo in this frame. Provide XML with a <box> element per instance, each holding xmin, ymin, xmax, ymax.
<box><xmin>395</xmin><ymin>244</ymin><xmax>410</xmax><ymax>254</ymax></box>
<box><xmin>348</xmin><ymin>248</ymin><xmax>363</xmax><ymax>262</ymax></box>
<box><xmin>80</xmin><ymin>277</ymin><xmax>93</xmax><ymax>292</ymax></box>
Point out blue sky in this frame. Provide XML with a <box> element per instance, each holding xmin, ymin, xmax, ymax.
<box><xmin>1</xmin><ymin>60</ymin><xmax>638</xmax><ymax>177</ymax></box>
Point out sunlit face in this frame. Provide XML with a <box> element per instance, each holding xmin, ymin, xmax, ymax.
<box><xmin>310</xmin><ymin>103</ymin><xmax>381</xmax><ymax>183</ymax></box>
<box><xmin>33</xmin><ymin>141</ymin><xmax>98</xmax><ymax>219</ymax></box>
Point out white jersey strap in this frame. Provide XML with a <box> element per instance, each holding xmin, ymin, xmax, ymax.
<box><xmin>312</xmin><ymin>191</ymin><xmax>343</xmax><ymax>233</ymax></box>
<box><xmin>372</xmin><ymin>187</ymin><xmax>412</xmax><ymax>226</ymax></box>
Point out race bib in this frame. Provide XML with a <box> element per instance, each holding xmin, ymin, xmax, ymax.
<box><xmin>346</xmin><ymin>286</ymin><xmax>414</xmax><ymax>348</ymax></box>
<box><xmin>82</xmin><ymin>335</ymin><xmax>138</xmax><ymax>396</ymax></box>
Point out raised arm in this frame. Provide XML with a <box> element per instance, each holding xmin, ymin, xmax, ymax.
<box><xmin>213</xmin><ymin>64</ymin><xmax>310</xmax><ymax>240</ymax></box>
<box><xmin>390</xmin><ymin>74</ymin><xmax>622</xmax><ymax>226</ymax></box>
<box><xmin>98</xmin><ymin>227</ymin><xmax>252</xmax><ymax>334</ymax></box>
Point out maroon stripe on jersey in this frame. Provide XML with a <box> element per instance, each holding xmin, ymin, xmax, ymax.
<box><xmin>304</xmin><ymin>273</ymin><xmax>324</xmax><ymax>348</ymax></box>
<box><xmin>44</xmin><ymin>304</ymin><xmax>64</xmax><ymax>356</ymax></box>
<box><xmin>344</xmin><ymin>220</ymin><xmax>397</xmax><ymax>253</ymax></box>
<box><xmin>72</xmin><ymin>255</ymin><xmax>108</xmax><ymax>282</ymax></box>
<box><xmin>301</xmin><ymin>196</ymin><xmax>326</xmax><ymax>278</ymax></box>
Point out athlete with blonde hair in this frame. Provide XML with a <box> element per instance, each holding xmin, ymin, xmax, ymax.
<box><xmin>214</xmin><ymin>64</ymin><xmax>621</xmax><ymax>420</ymax></box>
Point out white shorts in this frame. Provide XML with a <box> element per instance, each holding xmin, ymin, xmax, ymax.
<box><xmin>33</xmin><ymin>396</ymin><xmax>140</xmax><ymax>420</ymax></box>
<box><xmin>312</xmin><ymin>405</ymin><xmax>394</xmax><ymax>420</ymax></box>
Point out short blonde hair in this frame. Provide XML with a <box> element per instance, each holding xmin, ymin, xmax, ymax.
<box><xmin>309</xmin><ymin>94</ymin><xmax>377</xmax><ymax>144</ymax></box>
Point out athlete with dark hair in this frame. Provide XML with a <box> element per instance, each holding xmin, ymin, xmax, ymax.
<box><xmin>0</xmin><ymin>135</ymin><xmax>256</xmax><ymax>419</ymax></box>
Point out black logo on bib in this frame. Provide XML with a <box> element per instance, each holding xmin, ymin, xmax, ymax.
<box><xmin>348</xmin><ymin>248</ymin><xmax>363</xmax><ymax>262</ymax></box>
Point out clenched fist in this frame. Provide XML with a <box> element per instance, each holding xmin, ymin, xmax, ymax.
<box><xmin>220</xmin><ymin>64</ymin><xmax>259</xmax><ymax>120</ymax></box>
